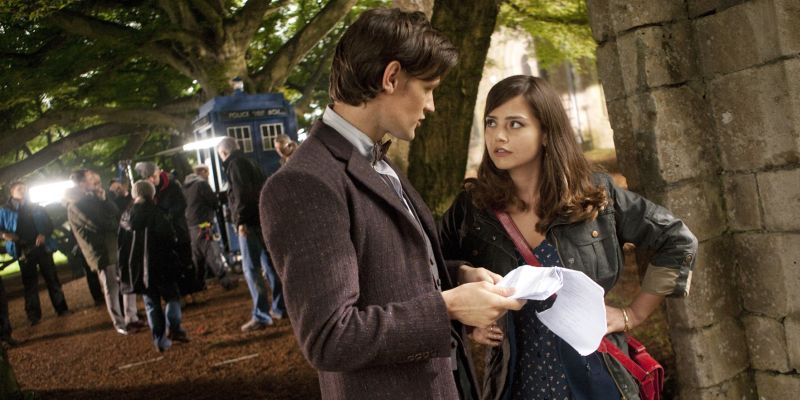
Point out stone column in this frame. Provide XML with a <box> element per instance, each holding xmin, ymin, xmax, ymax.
<box><xmin>587</xmin><ymin>0</ymin><xmax>800</xmax><ymax>398</ymax></box>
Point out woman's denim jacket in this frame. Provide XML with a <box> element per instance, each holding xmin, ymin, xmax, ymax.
<box><xmin>439</xmin><ymin>173</ymin><xmax>698</xmax><ymax>400</ymax></box>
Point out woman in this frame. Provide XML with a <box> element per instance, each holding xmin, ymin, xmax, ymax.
<box><xmin>119</xmin><ymin>180</ymin><xmax>189</xmax><ymax>352</ymax></box>
<box><xmin>440</xmin><ymin>75</ymin><xmax>697</xmax><ymax>400</ymax></box>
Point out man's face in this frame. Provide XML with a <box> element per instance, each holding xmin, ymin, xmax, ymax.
<box><xmin>217</xmin><ymin>147</ymin><xmax>229</xmax><ymax>162</ymax></box>
<box><xmin>109</xmin><ymin>182</ymin><xmax>127</xmax><ymax>196</ymax></box>
<box><xmin>147</xmin><ymin>167</ymin><xmax>161</xmax><ymax>186</ymax></box>
<box><xmin>381</xmin><ymin>71</ymin><xmax>439</xmax><ymax>142</ymax></box>
<box><xmin>83</xmin><ymin>172</ymin><xmax>102</xmax><ymax>192</ymax></box>
<box><xmin>10</xmin><ymin>184</ymin><xmax>26</xmax><ymax>201</ymax></box>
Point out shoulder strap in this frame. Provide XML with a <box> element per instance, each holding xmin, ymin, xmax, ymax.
<box><xmin>598</xmin><ymin>337</ymin><xmax>648</xmax><ymax>382</ymax></box>
<box><xmin>492</xmin><ymin>210</ymin><xmax>541</xmax><ymax>267</ymax></box>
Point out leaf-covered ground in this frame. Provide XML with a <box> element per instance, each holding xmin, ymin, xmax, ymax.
<box><xmin>5</xmin><ymin>274</ymin><xmax>321</xmax><ymax>400</ymax></box>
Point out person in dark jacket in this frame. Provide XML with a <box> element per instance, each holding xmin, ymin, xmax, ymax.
<box><xmin>184</xmin><ymin>165</ymin><xmax>235</xmax><ymax>290</ymax></box>
<box><xmin>66</xmin><ymin>169</ymin><xmax>142</xmax><ymax>334</ymax></box>
<box><xmin>109</xmin><ymin>178</ymin><xmax>133</xmax><ymax>215</ymax></box>
<box><xmin>120</xmin><ymin>180</ymin><xmax>189</xmax><ymax>352</ymax></box>
<box><xmin>0</xmin><ymin>181</ymin><xmax>69</xmax><ymax>325</ymax></box>
<box><xmin>217</xmin><ymin>138</ymin><xmax>285</xmax><ymax>331</ymax></box>
<box><xmin>439</xmin><ymin>75</ymin><xmax>698</xmax><ymax>400</ymax></box>
<box><xmin>134</xmin><ymin>162</ymin><xmax>204</xmax><ymax>297</ymax></box>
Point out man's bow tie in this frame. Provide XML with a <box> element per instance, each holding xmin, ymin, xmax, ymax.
<box><xmin>371</xmin><ymin>139</ymin><xmax>392</xmax><ymax>166</ymax></box>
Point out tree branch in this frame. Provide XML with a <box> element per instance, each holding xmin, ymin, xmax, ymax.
<box><xmin>119</xmin><ymin>132</ymin><xmax>151</xmax><ymax>161</ymax></box>
<box><xmin>0</xmin><ymin>123</ymin><xmax>134</xmax><ymax>182</ymax></box>
<box><xmin>505</xmin><ymin>1</ymin><xmax>589</xmax><ymax>26</ymax></box>
<box><xmin>0</xmin><ymin>106</ymin><xmax>190</xmax><ymax>157</ymax></box>
<box><xmin>291</xmin><ymin>44</ymin><xmax>336</xmax><ymax>115</ymax></box>
<box><xmin>229</xmin><ymin>0</ymin><xmax>282</xmax><ymax>42</ymax></box>
<box><xmin>252</xmin><ymin>0</ymin><xmax>356</xmax><ymax>91</ymax></box>
<box><xmin>189</xmin><ymin>0</ymin><xmax>225</xmax><ymax>39</ymax></box>
<box><xmin>47</xmin><ymin>9</ymin><xmax>198</xmax><ymax>78</ymax></box>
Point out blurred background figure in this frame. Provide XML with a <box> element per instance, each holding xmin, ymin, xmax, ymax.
<box><xmin>0</xmin><ymin>181</ymin><xmax>69</xmax><ymax>326</ymax></box>
<box><xmin>66</xmin><ymin>169</ymin><xmax>143</xmax><ymax>335</ymax></box>
<box><xmin>274</xmin><ymin>134</ymin><xmax>298</xmax><ymax>165</ymax></box>
<box><xmin>134</xmin><ymin>162</ymin><xmax>205</xmax><ymax>300</ymax></box>
<box><xmin>183</xmin><ymin>165</ymin><xmax>236</xmax><ymax>290</ymax></box>
<box><xmin>108</xmin><ymin>178</ymin><xmax>133</xmax><ymax>214</ymax></box>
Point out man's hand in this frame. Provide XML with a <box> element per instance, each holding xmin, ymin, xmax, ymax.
<box><xmin>441</xmin><ymin>282</ymin><xmax>525</xmax><ymax>328</ymax></box>
<box><xmin>238</xmin><ymin>224</ymin><xmax>248</xmax><ymax>236</ymax></box>
<box><xmin>469</xmin><ymin>324</ymin><xmax>504</xmax><ymax>347</ymax></box>
<box><xmin>94</xmin><ymin>188</ymin><xmax>106</xmax><ymax>201</ymax></box>
<box><xmin>458</xmin><ymin>265</ymin><xmax>502</xmax><ymax>284</ymax></box>
<box><xmin>35</xmin><ymin>234</ymin><xmax>45</xmax><ymax>247</ymax></box>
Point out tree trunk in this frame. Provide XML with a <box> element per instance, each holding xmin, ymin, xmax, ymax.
<box><xmin>407</xmin><ymin>0</ymin><xmax>500</xmax><ymax>215</ymax></box>
<box><xmin>386</xmin><ymin>0</ymin><xmax>435</xmax><ymax>175</ymax></box>
<box><xmin>393</xmin><ymin>0</ymin><xmax>434</xmax><ymax>18</ymax></box>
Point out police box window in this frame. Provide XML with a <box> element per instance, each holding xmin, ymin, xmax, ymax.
<box><xmin>227</xmin><ymin>126</ymin><xmax>253</xmax><ymax>153</ymax></box>
<box><xmin>260</xmin><ymin>122</ymin><xmax>284</xmax><ymax>151</ymax></box>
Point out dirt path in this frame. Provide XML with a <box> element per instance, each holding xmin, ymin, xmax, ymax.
<box><xmin>5</xmin><ymin>275</ymin><xmax>321</xmax><ymax>400</ymax></box>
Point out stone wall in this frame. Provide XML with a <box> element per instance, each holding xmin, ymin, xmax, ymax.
<box><xmin>586</xmin><ymin>0</ymin><xmax>800</xmax><ymax>398</ymax></box>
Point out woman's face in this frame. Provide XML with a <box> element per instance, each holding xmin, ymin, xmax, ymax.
<box><xmin>484</xmin><ymin>95</ymin><xmax>544</xmax><ymax>173</ymax></box>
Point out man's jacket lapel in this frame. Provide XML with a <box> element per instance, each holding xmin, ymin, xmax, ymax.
<box><xmin>311</xmin><ymin>121</ymin><xmax>423</xmax><ymax>235</ymax></box>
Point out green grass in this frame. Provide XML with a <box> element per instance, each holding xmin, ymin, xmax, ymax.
<box><xmin>0</xmin><ymin>251</ymin><xmax>68</xmax><ymax>278</ymax></box>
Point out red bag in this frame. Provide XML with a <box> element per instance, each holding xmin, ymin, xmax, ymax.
<box><xmin>598</xmin><ymin>335</ymin><xmax>664</xmax><ymax>400</ymax></box>
<box><xmin>493</xmin><ymin>210</ymin><xmax>664</xmax><ymax>400</ymax></box>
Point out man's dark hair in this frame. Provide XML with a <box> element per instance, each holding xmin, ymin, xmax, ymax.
<box><xmin>70</xmin><ymin>169</ymin><xmax>92</xmax><ymax>184</ymax></box>
<box><xmin>8</xmin><ymin>181</ymin><xmax>25</xmax><ymax>191</ymax></box>
<box><xmin>329</xmin><ymin>8</ymin><xmax>458</xmax><ymax>105</ymax></box>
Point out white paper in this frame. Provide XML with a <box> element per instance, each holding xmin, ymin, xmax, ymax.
<box><xmin>497</xmin><ymin>266</ymin><xmax>607</xmax><ymax>356</ymax></box>
<box><xmin>496</xmin><ymin>265</ymin><xmax>563</xmax><ymax>300</ymax></box>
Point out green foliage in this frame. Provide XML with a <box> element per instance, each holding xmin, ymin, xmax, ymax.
<box><xmin>275</xmin><ymin>0</ymin><xmax>389</xmax><ymax>128</ymax></box>
<box><xmin>0</xmin><ymin>0</ymin><xmax>379</xmax><ymax>181</ymax></box>
<box><xmin>498</xmin><ymin>0</ymin><xmax>595</xmax><ymax>70</ymax></box>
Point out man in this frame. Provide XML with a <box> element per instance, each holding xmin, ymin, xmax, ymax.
<box><xmin>183</xmin><ymin>165</ymin><xmax>235</xmax><ymax>290</ymax></box>
<box><xmin>260</xmin><ymin>8</ymin><xmax>524</xmax><ymax>400</ymax></box>
<box><xmin>216</xmin><ymin>138</ymin><xmax>285</xmax><ymax>331</ymax></box>
<box><xmin>0</xmin><ymin>181</ymin><xmax>69</xmax><ymax>325</ymax></box>
<box><xmin>133</xmin><ymin>162</ymin><xmax>204</xmax><ymax>297</ymax></box>
<box><xmin>66</xmin><ymin>169</ymin><xmax>142</xmax><ymax>334</ymax></box>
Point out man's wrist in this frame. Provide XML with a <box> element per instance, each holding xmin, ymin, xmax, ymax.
<box><xmin>441</xmin><ymin>289</ymin><xmax>455</xmax><ymax>320</ymax></box>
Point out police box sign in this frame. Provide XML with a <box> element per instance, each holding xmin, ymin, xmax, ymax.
<box><xmin>222</xmin><ymin>108</ymin><xmax>287</xmax><ymax>120</ymax></box>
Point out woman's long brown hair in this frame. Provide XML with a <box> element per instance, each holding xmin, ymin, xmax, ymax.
<box><xmin>467</xmin><ymin>75</ymin><xmax>607</xmax><ymax>232</ymax></box>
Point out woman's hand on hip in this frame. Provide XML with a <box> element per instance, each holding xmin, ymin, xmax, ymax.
<box><xmin>605</xmin><ymin>305</ymin><xmax>626</xmax><ymax>334</ymax></box>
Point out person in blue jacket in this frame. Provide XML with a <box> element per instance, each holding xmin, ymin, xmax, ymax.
<box><xmin>0</xmin><ymin>181</ymin><xmax>69</xmax><ymax>326</ymax></box>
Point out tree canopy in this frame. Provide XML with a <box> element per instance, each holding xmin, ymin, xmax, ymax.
<box><xmin>500</xmin><ymin>0</ymin><xmax>594</xmax><ymax>69</ymax></box>
<box><xmin>0</xmin><ymin>0</ymin><xmax>383</xmax><ymax>183</ymax></box>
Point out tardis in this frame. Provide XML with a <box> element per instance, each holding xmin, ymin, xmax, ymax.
<box><xmin>190</xmin><ymin>89</ymin><xmax>298</xmax><ymax>255</ymax></box>
<box><xmin>191</xmin><ymin>90</ymin><xmax>298</xmax><ymax>189</ymax></box>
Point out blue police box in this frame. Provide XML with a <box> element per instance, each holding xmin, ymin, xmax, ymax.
<box><xmin>190</xmin><ymin>89</ymin><xmax>298</xmax><ymax>255</ymax></box>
